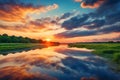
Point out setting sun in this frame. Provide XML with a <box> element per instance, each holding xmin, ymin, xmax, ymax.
<box><xmin>0</xmin><ymin>0</ymin><xmax>120</xmax><ymax>80</ymax></box>
<box><xmin>45</xmin><ymin>38</ymin><xmax>51</xmax><ymax>42</ymax></box>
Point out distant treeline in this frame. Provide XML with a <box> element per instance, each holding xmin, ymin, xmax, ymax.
<box><xmin>72</xmin><ymin>41</ymin><xmax>120</xmax><ymax>44</ymax></box>
<box><xmin>0</xmin><ymin>34</ymin><xmax>42</xmax><ymax>43</ymax></box>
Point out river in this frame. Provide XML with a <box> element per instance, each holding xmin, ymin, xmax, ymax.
<box><xmin>0</xmin><ymin>45</ymin><xmax>119</xmax><ymax>80</ymax></box>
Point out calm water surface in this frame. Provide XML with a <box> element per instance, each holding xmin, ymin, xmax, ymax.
<box><xmin>0</xmin><ymin>45</ymin><xmax>119</xmax><ymax>80</ymax></box>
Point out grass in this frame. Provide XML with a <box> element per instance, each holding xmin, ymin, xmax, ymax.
<box><xmin>0</xmin><ymin>43</ymin><xmax>44</xmax><ymax>52</ymax></box>
<box><xmin>69</xmin><ymin>43</ymin><xmax>120</xmax><ymax>72</ymax></box>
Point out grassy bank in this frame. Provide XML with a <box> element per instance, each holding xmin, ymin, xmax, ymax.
<box><xmin>69</xmin><ymin>43</ymin><xmax>120</xmax><ymax>72</ymax></box>
<box><xmin>0</xmin><ymin>43</ymin><xmax>44</xmax><ymax>52</ymax></box>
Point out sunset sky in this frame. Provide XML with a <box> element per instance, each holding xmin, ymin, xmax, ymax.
<box><xmin>0</xmin><ymin>0</ymin><xmax>120</xmax><ymax>43</ymax></box>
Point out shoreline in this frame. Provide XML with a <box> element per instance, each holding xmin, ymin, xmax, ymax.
<box><xmin>68</xmin><ymin>43</ymin><xmax>120</xmax><ymax>72</ymax></box>
<box><xmin>0</xmin><ymin>43</ymin><xmax>45</xmax><ymax>53</ymax></box>
<box><xmin>0</xmin><ymin>43</ymin><xmax>60</xmax><ymax>55</ymax></box>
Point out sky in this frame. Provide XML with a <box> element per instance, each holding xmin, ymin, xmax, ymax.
<box><xmin>0</xmin><ymin>0</ymin><xmax>120</xmax><ymax>43</ymax></box>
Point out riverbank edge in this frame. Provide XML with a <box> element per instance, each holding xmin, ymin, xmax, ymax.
<box><xmin>0</xmin><ymin>43</ymin><xmax>45</xmax><ymax>52</ymax></box>
<box><xmin>68</xmin><ymin>43</ymin><xmax>120</xmax><ymax>73</ymax></box>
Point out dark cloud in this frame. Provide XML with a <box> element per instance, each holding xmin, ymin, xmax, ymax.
<box><xmin>75</xmin><ymin>0</ymin><xmax>120</xmax><ymax>9</ymax></box>
<box><xmin>61</xmin><ymin>8</ymin><xmax>120</xmax><ymax>30</ymax></box>
<box><xmin>99</xmin><ymin>22</ymin><xmax>120</xmax><ymax>34</ymax></box>
<box><xmin>96</xmin><ymin>0</ymin><xmax>120</xmax><ymax>14</ymax></box>
<box><xmin>84</xmin><ymin>19</ymin><xmax>105</xmax><ymax>29</ymax></box>
<box><xmin>0</xmin><ymin>0</ymin><xmax>21</xmax><ymax>5</ymax></box>
<box><xmin>61</xmin><ymin>13</ymin><xmax>106</xmax><ymax>30</ymax></box>
<box><xmin>55</xmin><ymin>30</ymin><xmax>97</xmax><ymax>38</ymax></box>
<box><xmin>55</xmin><ymin>22</ymin><xmax>120</xmax><ymax>38</ymax></box>
<box><xmin>59</xmin><ymin>0</ymin><xmax>120</xmax><ymax>38</ymax></box>
<box><xmin>60</xmin><ymin>12</ymin><xmax>75</xmax><ymax>19</ymax></box>
<box><xmin>0</xmin><ymin>0</ymin><xmax>41</xmax><ymax>8</ymax></box>
<box><xmin>105</xmin><ymin>11</ymin><xmax>120</xmax><ymax>24</ymax></box>
<box><xmin>62</xmin><ymin>14</ymin><xmax>89</xmax><ymax>30</ymax></box>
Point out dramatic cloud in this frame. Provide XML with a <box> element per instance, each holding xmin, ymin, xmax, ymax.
<box><xmin>75</xmin><ymin>0</ymin><xmax>120</xmax><ymax>17</ymax></box>
<box><xmin>61</xmin><ymin>14</ymin><xmax>106</xmax><ymax>30</ymax></box>
<box><xmin>105</xmin><ymin>11</ymin><xmax>120</xmax><ymax>24</ymax></box>
<box><xmin>84</xmin><ymin>19</ymin><xmax>105</xmax><ymax>29</ymax></box>
<box><xmin>96</xmin><ymin>0</ymin><xmax>120</xmax><ymax>14</ymax></box>
<box><xmin>0</xmin><ymin>17</ymin><xmax>59</xmax><ymax>32</ymax></box>
<box><xmin>61</xmin><ymin>9</ymin><xmax>120</xmax><ymax>31</ymax></box>
<box><xmin>55</xmin><ymin>30</ymin><xmax>97</xmax><ymax>38</ymax></box>
<box><xmin>75</xmin><ymin>0</ymin><xmax>105</xmax><ymax>8</ymax></box>
<box><xmin>62</xmin><ymin>14</ymin><xmax>89</xmax><ymax>30</ymax></box>
<box><xmin>60</xmin><ymin>12</ymin><xmax>75</xmax><ymax>20</ymax></box>
<box><xmin>55</xmin><ymin>22</ymin><xmax>120</xmax><ymax>38</ymax></box>
<box><xmin>55</xmin><ymin>0</ymin><xmax>120</xmax><ymax>39</ymax></box>
<box><xmin>0</xmin><ymin>0</ymin><xmax>58</xmax><ymax>22</ymax></box>
<box><xmin>0</xmin><ymin>24</ymin><xmax>27</xmax><ymax>32</ymax></box>
<box><xmin>0</xmin><ymin>0</ymin><xmax>119</xmax><ymax>42</ymax></box>
<box><xmin>0</xmin><ymin>66</ymin><xmax>57</xmax><ymax>80</ymax></box>
<box><xmin>0</xmin><ymin>0</ymin><xmax>59</xmax><ymax>33</ymax></box>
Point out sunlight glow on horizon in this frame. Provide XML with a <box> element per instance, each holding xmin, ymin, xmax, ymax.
<box><xmin>45</xmin><ymin>38</ymin><xmax>51</xmax><ymax>42</ymax></box>
<box><xmin>0</xmin><ymin>0</ymin><xmax>119</xmax><ymax>43</ymax></box>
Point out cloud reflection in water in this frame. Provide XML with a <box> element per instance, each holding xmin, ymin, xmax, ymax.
<box><xmin>0</xmin><ymin>45</ymin><xmax>119</xmax><ymax>80</ymax></box>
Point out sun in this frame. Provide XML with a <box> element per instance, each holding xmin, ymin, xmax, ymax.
<box><xmin>45</xmin><ymin>38</ymin><xmax>51</xmax><ymax>42</ymax></box>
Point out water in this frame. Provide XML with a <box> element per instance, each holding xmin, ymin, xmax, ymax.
<box><xmin>0</xmin><ymin>45</ymin><xmax>119</xmax><ymax>80</ymax></box>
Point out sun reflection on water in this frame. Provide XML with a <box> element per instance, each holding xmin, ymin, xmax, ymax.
<box><xmin>0</xmin><ymin>45</ymin><xmax>119</xmax><ymax>80</ymax></box>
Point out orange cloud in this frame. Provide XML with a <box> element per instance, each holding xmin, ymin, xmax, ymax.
<box><xmin>81</xmin><ymin>0</ymin><xmax>105</xmax><ymax>8</ymax></box>
<box><xmin>0</xmin><ymin>4</ymin><xmax>58</xmax><ymax>22</ymax></box>
<box><xmin>75</xmin><ymin>0</ymin><xmax>82</xmax><ymax>2</ymax></box>
<box><xmin>0</xmin><ymin>66</ymin><xmax>57</xmax><ymax>80</ymax></box>
<box><xmin>75</xmin><ymin>0</ymin><xmax>105</xmax><ymax>8</ymax></box>
<box><xmin>0</xmin><ymin>17</ymin><xmax>59</xmax><ymax>33</ymax></box>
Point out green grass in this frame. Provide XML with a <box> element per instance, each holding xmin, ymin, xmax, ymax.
<box><xmin>69</xmin><ymin>43</ymin><xmax>120</xmax><ymax>72</ymax></box>
<box><xmin>0</xmin><ymin>43</ymin><xmax>44</xmax><ymax>52</ymax></box>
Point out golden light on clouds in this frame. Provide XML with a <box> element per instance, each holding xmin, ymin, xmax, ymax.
<box><xmin>0</xmin><ymin>0</ymin><xmax>120</xmax><ymax>43</ymax></box>
<box><xmin>75</xmin><ymin>0</ymin><xmax>105</xmax><ymax>8</ymax></box>
<box><xmin>0</xmin><ymin>4</ymin><xmax>59</xmax><ymax>22</ymax></box>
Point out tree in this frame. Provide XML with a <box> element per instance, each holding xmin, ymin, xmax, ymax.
<box><xmin>0</xmin><ymin>34</ymin><xmax>43</xmax><ymax>43</ymax></box>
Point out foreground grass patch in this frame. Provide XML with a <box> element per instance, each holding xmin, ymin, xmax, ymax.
<box><xmin>69</xmin><ymin>43</ymin><xmax>120</xmax><ymax>72</ymax></box>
